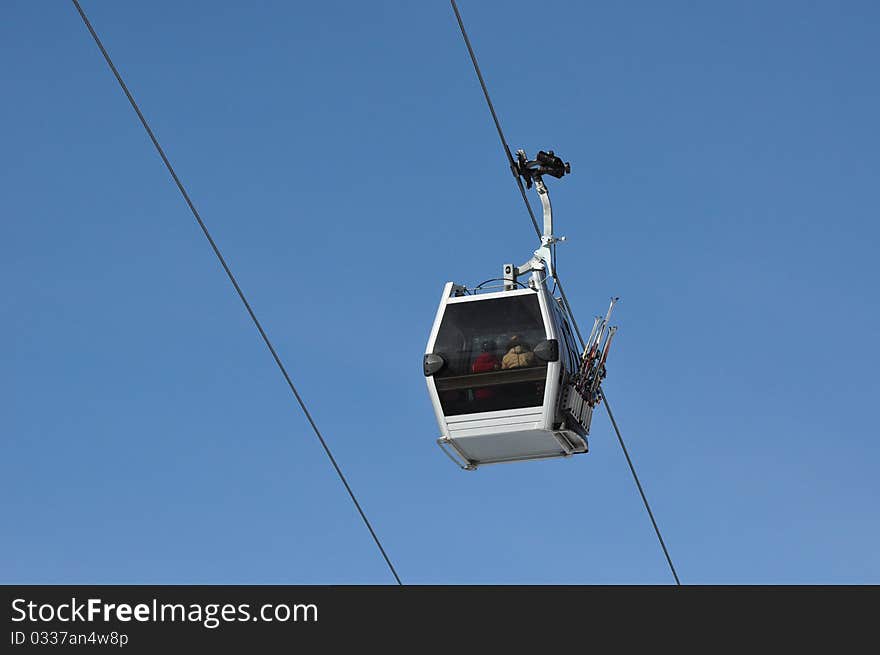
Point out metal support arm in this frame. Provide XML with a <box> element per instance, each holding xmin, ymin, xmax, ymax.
<box><xmin>503</xmin><ymin>174</ymin><xmax>564</xmax><ymax>289</ymax></box>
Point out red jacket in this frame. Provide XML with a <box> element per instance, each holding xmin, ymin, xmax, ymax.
<box><xmin>472</xmin><ymin>352</ymin><xmax>499</xmax><ymax>400</ymax></box>
<box><xmin>472</xmin><ymin>352</ymin><xmax>499</xmax><ymax>373</ymax></box>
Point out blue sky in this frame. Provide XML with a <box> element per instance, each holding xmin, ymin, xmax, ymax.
<box><xmin>2</xmin><ymin>1</ymin><xmax>878</xmax><ymax>584</ymax></box>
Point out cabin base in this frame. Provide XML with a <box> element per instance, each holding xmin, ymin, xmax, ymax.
<box><xmin>437</xmin><ymin>429</ymin><xmax>587</xmax><ymax>470</ymax></box>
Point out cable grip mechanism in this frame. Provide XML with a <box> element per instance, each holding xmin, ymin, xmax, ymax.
<box><xmin>515</xmin><ymin>149</ymin><xmax>571</xmax><ymax>189</ymax></box>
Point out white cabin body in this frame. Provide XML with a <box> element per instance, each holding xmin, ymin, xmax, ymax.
<box><xmin>424</xmin><ymin>275</ymin><xmax>593</xmax><ymax>469</ymax></box>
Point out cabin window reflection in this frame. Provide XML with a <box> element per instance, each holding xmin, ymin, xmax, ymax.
<box><xmin>433</xmin><ymin>294</ymin><xmax>548</xmax><ymax>415</ymax></box>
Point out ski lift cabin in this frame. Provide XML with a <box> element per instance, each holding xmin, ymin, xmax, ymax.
<box><xmin>425</xmin><ymin>276</ymin><xmax>591</xmax><ymax>469</ymax></box>
<box><xmin>423</xmin><ymin>150</ymin><xmax>618</xmax><ymax>469</ymax></box>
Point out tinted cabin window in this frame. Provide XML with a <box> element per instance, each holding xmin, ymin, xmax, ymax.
<box><xmin>433</xmin><ymin>294</ymin><xmax>548</xmax><ymax>415</ymax></box>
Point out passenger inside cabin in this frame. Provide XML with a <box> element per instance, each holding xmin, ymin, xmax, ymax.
<box><xmin>472</xmin><ymin>341</ymin><xmax>500</xmax><ymax>373</ymax></box>
<box><xmin>501</xmin><ymin>335</ymin><xmax>536</xmax><ymax>369</ymax></box>
<box><xmin>471</xmin><ymin>340</ymin><xmax>500</xmax><ymax>401</ymax></box>
<box><xmin>501</xmin><ymin>335</ymin><xmax>544</xmax><ymax>407</ymax></box>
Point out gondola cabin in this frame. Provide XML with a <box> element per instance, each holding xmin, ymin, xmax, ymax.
<box><xmin>424</xmin><ymin>273</ymin><xmax>594</xmax><ymax>469</ymax></box>
<box><xmin>423</xmin><ymin>149</ymin><xmax>617</xmax><ymax>470</ymax></box>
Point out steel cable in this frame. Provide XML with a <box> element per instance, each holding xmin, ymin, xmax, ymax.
<box><xmin>450</xmin><ymin>0</ymin><xmax>680</xmax><ymax>585</ymax></box>
<box><xmin>601</xmin><ymin>388</ymin><xmax>681</xmax><ymax>585</ymax></box>
<box><xmin>71</xmin><ymin>0</ymin><xmax>402</xmax><ymax>585</ymax></box>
